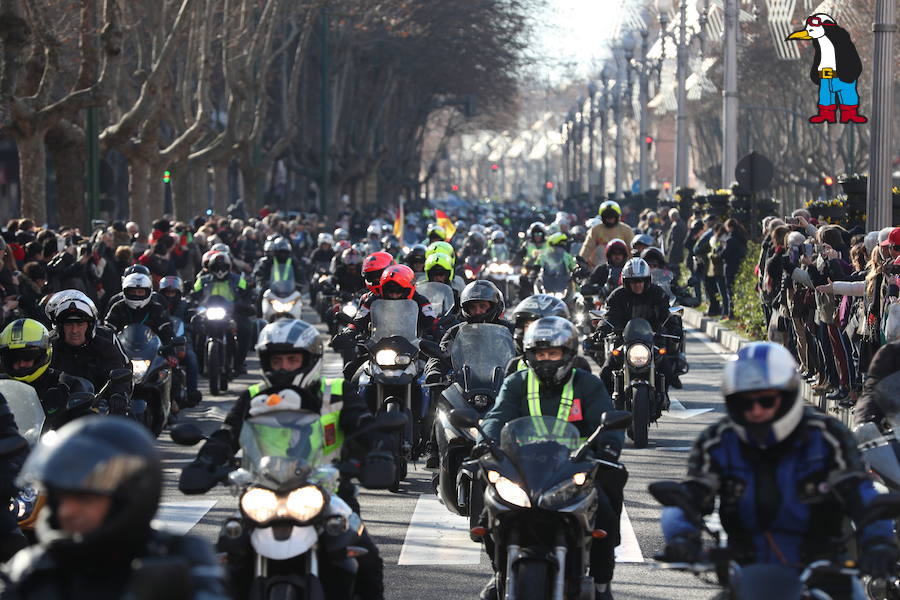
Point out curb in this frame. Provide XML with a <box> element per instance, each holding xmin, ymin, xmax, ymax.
<box><xmin>682</xmin><ymin>307</ymin><xmax>851</xmax><ymax>427</ymax></box>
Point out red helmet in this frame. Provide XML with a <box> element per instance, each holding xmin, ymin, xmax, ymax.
<box><xmin>379</xmin><ymin>265</ymin><xmax>416</xmax><ymax>299</ymax></box>
<box><xmin>362</xmin><ymin>251</ymin><xmax>394</xmax><ymax>293</ymax></box>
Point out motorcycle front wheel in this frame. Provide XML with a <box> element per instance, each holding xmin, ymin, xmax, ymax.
<box><xmin>208</xmin><ymin>341</ymin><xmax>221</xmax><ymax>396</ymax></box>
<box><xmin>631</xmin><ymin>386</ymin><xmax>651</xmax><ymax>449</ymax></box>
<box><xmin>511</xmin><ymin>557</ymin><xmax>552</xmax><ymax>600</ymax></box>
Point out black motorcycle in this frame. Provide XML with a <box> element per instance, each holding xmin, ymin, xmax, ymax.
<box><xmin>172</xmin><ymin>409</ymin><xmax>405</xmax><ymax>600</ymax></box>
<box><xmin>195</xmin><ymin>299</ymin><xmax>235</xmax><ymax>396</ymax></box>
<box><xmin>452</xmin><ymin>408</ymin><xmax>631</xmax><ymax>600</ymax></box>
<box><xmin>118</xmin><ymin>323</ymin><xmax>173</xmax><ymax>436</ymax></box>
<box><xmin>428</xmin><ymin>324</ymin><xmax>515</xmax><ymax>517</ymax></box>
<box><xmin>649</xmin><ymin>480</ymin><xmax>900</xmax><ymax>600</ymax></box>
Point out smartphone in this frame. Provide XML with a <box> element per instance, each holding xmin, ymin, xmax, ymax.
<box><xmin>785</xmin><ymin>217</ymin><xmax>800</xmax><ymax>225</ymax></box>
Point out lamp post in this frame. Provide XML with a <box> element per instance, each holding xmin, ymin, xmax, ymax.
<box><xmin>561</xmin><ymin>122</ymin><xmax>570</xmax><ymax>198</ymax></box>
<box><xmin>721</xmin><ymin>0</ymin><xmax>739</xmax><ymax>189</ymax></box>
<box><xmin>867</xmin><ymin>0</ymin><xmax>896</xmax><ymax>230</ymax></box>
<box><xmin>587</xmin><ymin>82</ymin><xmax>597</xmax><ymax>201</ymax></box>
<box><xmin>613</xmin><ymin>50</ymin><xmax>626</xmax><ymax>200</ymax></box>
<box><xmin>574</xmin><ymin>105</ymin><xmax>584</xmax><ymax>194</ymax></box>
<box><xmin>623</xmin><ymin>28</ymin><xmax>652</xmax><ymax>196</ymax></box>
<box><xmin>598</xmin><ymin>66</ymin><xmax>611</xmax><ymax>201</ymax></box>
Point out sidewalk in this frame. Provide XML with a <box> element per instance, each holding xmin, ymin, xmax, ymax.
<box><xmin>682</xmin><ymin>307</ymin><xmax>851</xmax><ymax>428</ymax></box>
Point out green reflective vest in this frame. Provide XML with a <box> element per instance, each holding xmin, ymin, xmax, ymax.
<box><xmin>272</xmin><ymin>258</ymin><xmax>293</xmax><ymax>283</ymax></box>
<box><xmin>525</xmin><ymin>368</ymin><xmax>579</xmax><ymax>439</ymax></box>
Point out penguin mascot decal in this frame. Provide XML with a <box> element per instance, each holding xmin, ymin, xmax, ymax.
<box><xmin>786</xmin><ymin>13</ymin><xmax>867</xmax><ymax>124</ymax></box>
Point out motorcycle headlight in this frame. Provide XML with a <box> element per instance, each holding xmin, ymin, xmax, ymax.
<box><xmin>131</xmin><ymin>359</ymin><xmax>151</xmax><ymax>380</ymax></box>
<box><xmin>465</xmin><ymin>269</ymin><xmax>475</xmax><ymax>279</ymax></box>
<box><xmin>240</xmin><ymin>487</ymin><xmax>279</xmax><ymax>523</ymax></box>
<box><xmin>375</xmin><ymin>349</ymin><xmax>398</xmax><ymax>366</ymax></box>
<box><xmin>271</xmin><ymin>299</ymin><xmax>296</xmax><ymax>313</ymax></box>
<box><xmin>626</xmin><ymin>344</ymin><xmax>652</xmax><ymax>368</ymax></box>
<box><xmin>342</xmin><ymin>303</ymin><xmax>358</xmax><ymax>317</ymax></box>
<box><xmin>284</xmin><ymin>485</ymin><xmax>326</xmax><ymax>522</ymax></box>
<box><xmin>207</xmin><ymin>306</ymin><xmax>227</xmax><ymax>320</ymax></box>
<box><xmin>550</xmin><ymin>291</ymin><xmax>566</xmax><ymax>299</ymax></box>
<box><xmin>540</xmin><ymin>472</ymin><xmax>590</xmax><ymax>508</ymax></box>
<box><xmin>493</xmin><ymin>475</ymin><xmax>531</xmax><ymax>508</ymax></box>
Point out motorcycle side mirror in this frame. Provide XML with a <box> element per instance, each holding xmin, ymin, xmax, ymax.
<box><xmin>668</xmin><ymin>306</ymin><xmax>684</xmax><ymax>316</ymax></box>
<box><xmin>228</xmin><ymin>468</ymin><xmax>253</xmax><ymax>488</ymax></box>
<box><xmin>648</xmin><ymin>481</ymin><xmax>707</xmax><ymax>531</ymax></box>
<box><xmin>108</xmin><ymin>368</ymin><xmax>132</xmax><ymax>384</ymax></box>
<box><xmin>600</xmin><ymin>410</ymin><xmax>632</xmax><ymax>431</ymax></box>
<box><xmin>449</xmin><ymin>407</ymin><xmax>480</xmax><ymax>430</ymax></box>
<box><xmin>374</xmin><ymin>411</ymin><xmax>408</xmax><ymax>432</ymax></box>
<box><xmin>335</xmin><ymin>312</ymin><xmax>353</xmax><ymax>325</ymax></box>
<box><xmin>856</xmin><ymin>493</ymin><xmax>900</xmax><ymax>528</ymax></box>
<box><xmin>418</xmin><ymin>339</ymin><xmax>444</xmax><ymax>360</ymax></box>
<box><xmin>66</xmin><ymin>392</ymin><xmax>94</xmax><ymax>412</ymax></box>
<box><xmin>169</xmin><ymin>423</ymin><xmax>206</xmax><ymax>446</ymax></box>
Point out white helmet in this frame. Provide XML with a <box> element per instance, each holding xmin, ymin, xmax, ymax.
<box><xmin>255</xmin><ymin>319</ymin><xmax>323</xmax><ymax>389</ymax></box>
<box><xmin>334</xmin><ymin>228</ymin><xmax>350</xmax><ymax>241</ymax></box>
<box><xmin>317</xmin><ymin>233</ymin><xmax>334</xmax><ymax>247</ymax></box>
<box><xmin>121</xmin><ymin>273</ymin><xmax>153</xmax><ymax>309</ymax></box>
<box><xmin>45</xmin><ymin>290</ymin><xmax>98</xmax><ymax>324</ymax></box>
<box><xmin>621</xmin><ymin>257</ymin><xmax>651</xmax><ymax>283</ymax></box>
<box><xmin>211</xmin><ymin>242</ymin><xmax>231</xmax><ymax>255</ymax></box>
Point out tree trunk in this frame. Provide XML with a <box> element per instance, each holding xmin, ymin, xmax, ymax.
<box><xmin>147</xmin><ymin>158</ymin><xmax>164</xmax><ymax>220</ymax></box>
<box><xmin>16</xmin><ymin>130</ymin><xmax>48</xmax><ymax>225</ymax></box>
<box><xmin>189</xmin><ymin>162</ymin><xmax>208</xmax><ymax>218</ymax></box>
<box><xmin>240</xmin><ymin>161</ymin><xmax>261</xmax><ymax>215</ymax></box>
<box><xmin>171</xmin><ymin>160</ymin><xmax>192</xmax><ymax>220</ymax></box>
<box><xmin>128</xmin><ymin>158</ymin><xmax>150</xmax><ymax>228</ymax></box>
<box><xmin>212</xmin><ymin>161</ymin><xmax>229</xmax><ymax>215</ymax></box>
<box><xmin>46</xmin><ymin>122</ymin><xmax>86</xmax><ymax>229</ymax></box>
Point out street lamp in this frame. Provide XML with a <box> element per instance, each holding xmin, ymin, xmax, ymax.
<box><xmin>612</xmin><ymin>49</ymin><xmax>627</xmax><ymax>200</ymax></box>
<box><xmin>622</xmin><ymin>24</ymin><xmax>653</xmax><ymax>196</ymax></box>
<box><xmin>597</xmin><ymin>65</ymin><xmax>612</xmax><ymax>200</ymax></box>
<box><xmin>587</xmin><ymin>82</ymin><xmax>597</xmax><ymax>201</ymax></box>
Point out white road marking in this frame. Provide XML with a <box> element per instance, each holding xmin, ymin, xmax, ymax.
<box><xmin>665</xmin><ymin>398</ymin><xmax>714</xmax><ymax>420</ymax></box>
<box><xmin>398</xmin><ymin>494</ymin><xmax>482</xmax><ymax>565</ymax></box>
<box><xmin>152</xmin><ymin>500</ymin><xmax>218</xmax><ymax>535</ymax></box>
<box><xmin>616</xmin><ymin>508</ymin><xmax>644</xmax><ymax>563</ymax></box>
<box><xmin>686</xmin><ymin>330</ymin><xmax>735</xmax><ymax>360</ymax></box>
<box><xmin>658</xmin><ymin>446</ymin><xmax>693</xmax><ymax>452</ymax></box>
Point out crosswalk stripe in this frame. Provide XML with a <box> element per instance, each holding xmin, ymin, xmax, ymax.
<box><xmin>615</xmin><ymin>508</ymin><xmax>644</xmax><ymax>563</ymax></box>
<box><xmin>152</xmin><ymin>500</ymin><xmax>218</xmax><ymax>535</ymax></box>
<box><xmin>665</xmin><ymin>398</ymin><xmax>714</xmax><ymax>420</ymax></box>
<box><xmin>398</xmin><ymin>494</ymin><xmax>482</xmax><ymax>565</ymax></box>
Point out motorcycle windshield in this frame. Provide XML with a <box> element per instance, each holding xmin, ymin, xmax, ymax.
<box><xmin>117</xmin><ymin>324</ymin><xmax>161</xmax><ymax>360</ymax></box>
<box><xmin>200</xmin><ymin>293</ymin><xmax>235</xmax><ymax>311</ymax></box>
<box><xmin>623</xmin><ymin>318</ymin><xmax>655</xmax><ymax>344</ymax></box>
<box><xmin>650</xmin><ymin>269</ymin><xmax>674</xmax><ymax>297</ymax></box>
<box><xmin>268</xmin><ymin>279</ymin><xmax>295</xmax><ymax>298</ymax></box>
<box><xmin>0</xmin><ymin>380</ymin><xmax>44</xmax><ymax>445</ymax></box>
<box><xmin>540</xmin><ymin>250</ymin><xmax>570</xmax><ymax>293</ymax></box>
<box><xmin>500</xmin><ymin>416</ymin><xmax>579</xmax><ymax>493</ymax></box>
<box><xmin>449</xmin><ymin>324</ymin><xmax>515</xmax><ymax>393</ymax></box>
<box><xmin>856</xmin><ymin>422</ymin><xmax>900</xmax><ymax>488</ymax></box>
<box><xmin>370</xmin><ymin>299</ymin><xmax>419</xmax><ymax>342</ymax></box>
<box><xmin>875</xmin><ymin>372</ymin><xmax>900</xmax><ymax>433</ymax></box>
<box><xmin>417</xmin><ymin>282</ymin><xmax>454</xmax><ymax>318</ymax></box>
<box><xmin>240</xmin><ymin>410</ymin><xmax>325</xmax><ymax>486</ymax></box>
<box><xmin>493</xmin><ymin>246</ymin><xmax>510</xmax><ymax>262</ymax></box>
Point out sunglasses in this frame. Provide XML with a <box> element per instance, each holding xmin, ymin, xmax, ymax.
<box><xmin>805</xmin><ymin>16</ymin><xmax>834</xmax><ymax>27</ymax></box>
<box><xmin>734</xmin><ymin>393</ymin><xmax>780</xmax><ymax>412</ymax></box>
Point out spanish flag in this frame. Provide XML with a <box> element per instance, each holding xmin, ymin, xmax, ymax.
<box><xmin>393</xmin><ymin>198</ymin><xmax>404</xmax><ymax>240</ymax></box>
<box><xmin>435</xmin><ymin>209</ymin><xmax>456</xmax><ymax>240</ymax></box>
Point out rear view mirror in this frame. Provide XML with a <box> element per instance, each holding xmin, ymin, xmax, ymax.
<box><xmin>170</xmin><ymin>423</ymin><xmax>206</xmax><ymax>446</ymax></box>
<box><xmin>418</xmin><ymin>339</ymin><xmax>444</xmax><ymax>360</ymax></box>
<box><xmin>648</xmin><ymin>480</ymin><xmax>705</xmax><ymax>530</ymax></box>
<box><xmin>66</xmin><ymin>392</ymin><xmax>94</xmax><ymax>412</ymax></box>
<box><xmin>600</xmin><ymin>410</ymin><xmax>632</xmax><ymax>431</ymax></box>
<box><xmin>108</xmin><ymin>368</ymin><xmax>132</xmax><ymax>384</ymax></box>
<box><xmin>449</xmin><ymin>407</ymin><xmax>479</xmax><ymax>430</ymax></box>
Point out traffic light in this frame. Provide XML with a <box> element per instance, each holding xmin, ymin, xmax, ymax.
<box><xmin>162</xmin><ymin>170</ymin><xmax>171</xmax><ymax>184</ymax></box>
<box><xmin>451</xmin><ymin>184</ymin><xmax>459</xmax><ymax>192</ymax></box>
<box><xmin>823</xmin><ymin>175</ymin><xmax>834</xmax><ymax>197</ymax></box>
<box><xmin>490</xmin><ymin>163</ymin><xmax>499</xmax><ymax>172</ymax></box>
<box><xmin>663</xmin><ymin>181</ymin><xmax>671</xmax><ymax>192</ymax></box>
<box><xmin>545</xmin><ymin>181</ymin><xmax>554</xmax><ymax>190</ymax></box>
<box><xmin>644</xmin><ymin>135</ymin><xmax>653</xmax><ymax>150</ymax></box>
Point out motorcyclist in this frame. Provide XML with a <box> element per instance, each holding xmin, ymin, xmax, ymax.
<box><xmin>535</xmin><ymin>232</ymin><xmax>579</xmax><ymax>276</ymax></box>
<box><xmin>488</xmin><ymin>231</ymin><xmax>510</xmax><ymax>262</ymax></box>
<box><xmin>0</xmin><ymin>386</ymin><xmax>31</xmax><ymax>561</ymax></box>
<box><xmin>598</xmin><ymin>258</ymin><xmax>680</xmax><ymax>399</ymax></box>
<box><xmin>179</xmin><ymin>319</ymin><xmax>386</xmax><ymax>600</ymax></box>
<box><xmin>581</xmin><ymin>238</ymin><xmax>629</xmax><ymax>297</ymax></box>
<box><xmin>401</xmin><ymin>244</ymin><xmax>427</xmax><ymax>276</ymax></box>
<box><xmin>424</xmin><ymin>224</ymin><xmax>446</xmax><ymax>246</ymax></box>
<box><xmin>478</xmin><ymin>316</ymin><xmax>626</xmax><ymax>600</ymax></box>
<box><xmin>105</xmin><ymin>272</ymin><xmax>175</xmax><ymax>355</ymax></box>
<box><xmin>158</xmin><ymin>276</ymin><xmax>201</xmax><ymax>407</ymax></box>
<box><xmin>629</xmin><ymin>233</ymin><xmax>655</xmax><ymax>257</ymax></box>
<box><xmin>5</xmin><ymin>416</ymin><xmax>227</xmax><ymax>599</ymax></box>
<box><xmin>507</xmin><ymin>294</ymin><xmax>591</xmax><ymax>375</ymax></box>
<box><xmin>104</xmin><ymin>264</ymin><xmax>164</xmax><ymax>308</ymax></box>
<box><xmin>579</xmin><ymin>200</ymin><xmax>635</xmax><ymax>268</ymax></box>
<box><xmin>45</xmin><ymin>290</ymin><xmax>132</xmax><ymax>416</ymax></box>
<box><xmin>659</xmin><ymin>342</ymin><xmax>898</xmax><ymax>595</ymax></box>
<box><xmin>252</xmin><ymin>236</ymin><xmax>303</xmax><ymax>293</ymax></box>
<box><xmin>363</xmin><ymin>224</ymin><xmax>383</xmax><ymax>254</ymax></box>
<box><xmin>517</xmin><ymin>222</ymin><xmax>547</xmax><ymax>299</ymax></box>
<box><xmin>425</xmin><ymin>242</ymin><xmax>465</xmax><ymax>295</ymax></box>
<box><xmin>191</xmin><ymin>252</ymin><xmax>255</xmax><ymax>373</ymax></box>
<box><xmin>361</xmin><ymin>251</ymin><xmax>394</xmax><ymax>295</ymax></box>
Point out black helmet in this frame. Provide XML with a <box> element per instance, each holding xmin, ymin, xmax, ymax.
<box><xmin>511</xmin><ymin>294</ymin><xmax>570</xmax><ymax>353</ymax></box>
<box><xmin>526</xmin><ymin>222</ymin><xmax>546</xmax><ymax>243</ymax></box>
<box><xmin>271</xmin><ymin>237</ymin><xmax>292</xmax><ymax>262</ymax></box>
<box><xmin>122</xmin><ymin>264</ymin><xmax>150</xmax><ymax>278</ymax></box>
<box><xmin>523</xmin><ymin>316</ymin><xmax>578</xmax><ymax>385</ymax></box>
<box><xmin>403</xmin><ymin>244</ymin><xmax>427</xmax><ymax>267</ymax></box>
<box><xmin>640</xmin><ymin>247</ymin><xmax>666</xmax><ymax>268</ymax></box>
<box><xmin>18</xmin><ymin>416</ymin><xmax>162</xmax><ymax>557</ymax></box>
<box><xmin>460</xmin><ymin>280</ymin><xmax>504</xmax><ymax>324</ymax></box>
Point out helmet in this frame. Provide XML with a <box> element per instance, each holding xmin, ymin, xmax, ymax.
<box><xmin>271</xmin><ymin>237</ymin><xmax>292</xmax><ymax>261</ymax></box>
<box><xmin>200</xmin><ymin>249</ymin><xmax>219</xmax><ymax>270</ymax></box>
<box><xmin>426</xmin><ymin>241</ymin><xmax>455</xmax><ymax>264</ymax></box>
<box><xmin>585</xmin><ymin>217</ymin><xmax>602</xmax><ymax>229</ymax></box>
<box><xmin>209</xmin><ymin>252</ymin><xmax>233</xmax><ymax>280</ymax></box>
<box><xmin>317</xmin><ymin>233</ymin><xmax>334</xmax><ymax>247</ymax></box>
<box><xmin>490</xmin><ymin>231</ymin><xmax>506</xmax><ymax>243</ymax></box>
<box><xmin>404</xmin><ymin>244</ymin><xmax>427</xmax><ymax>267</ymax></box>
<box><xmin>721</xmin><ymin>342</ymin><xmax>802</xmax><ymax>449</ymax></box>
<box><xmin>640</xmin><ymin>247</ymin><xmax>666</xmax><ymax>268</ymax></box>
<box><xmin>547</xmin><ymin>232</ymin><xmax>568</xmax><ymax>248</ymax></box>
<box><xmin>362</xmin><ymin>251</ymin><xmax>394</xmax><ymax>293</ymax></box>
<box><xmin>17</xmin><ymin>416</ymin><xmax>162</xmax><ymax>554</ymax></box>
<box><xmin>263</xmin><ymin>238</ymin><xmax>276</xmax><ymax>256</ymax></box>
<box><xmin>470</xmin><ymin>224</ymin><xmax>486</xmax><ymax>235</ymax></box>
<box><xmin>570</xmin><ymin>226</ymin><xmax>586</xmax><ymax>241</ymax></box>
<box><xmin>366</xmin><ymin>224</ymin><xmax>380</xmax><ymax>238</ymax></box>
<box><xmin>465</xmin><ymin>231</ymin><xmax>486</xmax><ymax>250</ymax></box>
<box><xmin>527</xmin><ymin>222</ymin><xmax>546</xmax><ymax>242</ymax></box>
<box><xmin>0</xmin><ymin>319</ymin><xmax>53</xmax><ymax>383</ymax></box>
<box><xmin>460</xmin><ymin>280</ymin><xmax>504</xmax><ymax>324</ymax></box>
<box><xmin>380</xmin><ymin>265</ymin><xmax>416</xmax><ymax>299</ymax></box>
<box><xmin>335</xmin><ymin>239</ymin><xmax>351</xmax><ymax>254</ymax></box>
<box><xmin>122</xmin><ymin>265</ymin><xmax>150</xmax><ymax>278</ymax></box>
<box><xmin>333</xmin><ymin>228</ymin><xmax>350</xmax><ymax>241</ymax></box>
<box><xmin>598</xmin><ymin>200</ymin><xmax>622</xmax><ymax>219</ymax></box>
<box><xmin>46</xmin><ymin>290</ymin><xmax>98</xmax><ymax>341</ymax></box>
<box><xmin>341</xmin><ymin>247</ymin><xmax>362</xmax><ymax>266</ymax></box>
<box><xmin>605</xmin><ymin>238</ymin><xmax>629</xmax><ymax>262</ymax></box>
<box><xmin>158</xmin><ymin>275</ymin><xmax>184</xmax><ymax>304</ymax></box>
<box><xmin>512</xmin><ymin>294</ymin><xmax>570</xmax><ymax>353</ymax></box>
<box><xmin>121</xmin><ymin>273</ymin><xmax>154</xmax><ymax>309</ymax></box>
<box><xmin>621</xmin><ymin>258</ymin><xmax>651</xmax><ymax>287</ymax></box>
<box><xmin>256</xmin><ymin>319</ymin><xmax>323</xmax><ymax>389</ymax></box>
<box><xmin>211</xmin><ymin>242</ymin><xmax>231</xmax><ymax>255</ymax></box>
<box><xmin>630</xmin><ymin>234</ymin><xmax>655</xmax><ymax>251</ymax></box>
<box><xmin>426</xmin><ymin>224</ymin><xmax>446</xmax><ymax>241</ymax></box>
<box><xmin>523</xmin><ymin>316</ymin><xmax>578</xmax><ymax>385</ymax></box>
<box><xmin>425</xmin><ymin>252</ymin><xmax>454</xmax><ymax>283</ymax></box>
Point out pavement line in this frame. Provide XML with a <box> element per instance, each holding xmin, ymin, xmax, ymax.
<box><xmin>665</xmin><ymin>398</ymin><xmax>714</xmax><ymax>420</ymax></box>
<box><xmin>397</xmin><ymin>494</ymin><xmax>482</xmax><ymax>565</ymax></box>
<box><xmin>687</xmin><ymin>329</ymin><xmax>735</xmax><ymax>360</ymax></box>
<box><xmin>152</xmin><ymin>500</ymin><xmax>218</xmax><ymax>536</ymax></box>
<box><xmin>615</xmin><ymin>508</ymin><xmax>644</xmax><ymax>563</ymax></box>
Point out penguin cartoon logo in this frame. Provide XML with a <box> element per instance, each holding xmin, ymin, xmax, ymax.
<box><xmin>786</xmin><ymin>13</ymin><xmax>867</xmax><ymax>125</ymax></box>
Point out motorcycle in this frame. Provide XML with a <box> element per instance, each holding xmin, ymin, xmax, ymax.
<box><xmin>417</xmin><ymin>281</ymin><xmax>455</xmax><ymax>321</ymax></box>
<box><xmin>484</xmin><ymin>261</ymin><xmax>519</xmax><ymax>304</ymax></box>
<box><xmin>649</xmin><ymin>480</ymin><xmax>900</xmax><ymax>600</ymax></box>
<box><xmin>358</xmin><ymin>299</ymin><xmax>423</xmax><ymax>488</ymax></box>
<box><xmin>534</xmin><ymin>248</ymin><xmax>576</xmax><ymax>311</ymax></box>
<box><xmin>171</xmin><ymin>409</ymin><xmax>406</xmax><ymax>600</ymax></box>
<box><xmin>118</xmin><ymin>324</ymin><xmax>173</xmax><ymax>436</ymax></box>
<box><xmin>169</xmin><ymin>316</ymin><xmax>190</xmax><ymax>410</ymax></box>
<box><xmin>463</xmin><ymin>255</ymin><xmax>486</xmax><ymax>283</ymax></box>
<box><xmin>451</xmin><ymin>408</ymin><xmax>631</xmax><ymax>600</ymax></box>
<box><xmin>195</xmin><ymin>299</ymin><xmax>235</xmax><ymax>396</ymax></box>
<box><xmin>261</xmin><ymin>278</ymin><xmax>303</xmax><ymax>323</ymax></box>
<box><xmin>430</xmin><ymin>324</ymin><xmax>515</xmax><ymax>517</ymax></box>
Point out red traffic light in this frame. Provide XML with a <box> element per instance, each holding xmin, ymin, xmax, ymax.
<box><xmin>644</xmin><ymin>136</ymin><xmax>653</xmax><ymax>145</ymax></box>
<box><xmin>663</xmin><ymin>181</ymin><xmax>671</xmax><ymax>191</ymax></box>
<box><xmin>451</xmin><ymin>184</ymin><xmax>459</xmax><ymax>192</ymax></box>
<box><xmin>490</xmin><ymin>163</ymin><xmax>499</xmax><ymax>171</ymax></box>
<box><xmin>545</xmin><ymin>181</ymin><xmax>554</xmax><ymax>190</ymax></box>
<box><xmin>823</xmin><ymin>176</ymin><xmax>834</xmax><ymax>186</ymax></box>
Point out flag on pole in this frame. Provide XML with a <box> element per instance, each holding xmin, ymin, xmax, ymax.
<box><xmin>393</xmin><ymin>197</ymin><xmax>405</xmax><ymax>240</ymax></box>
<box><xmin>435</xmin><ymin>209</ymin><xmax>456</xmax><ymax>240</ymax></box>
